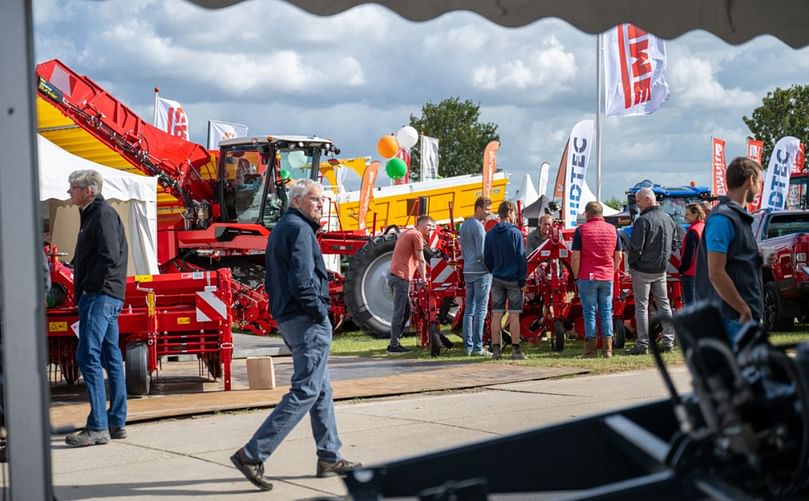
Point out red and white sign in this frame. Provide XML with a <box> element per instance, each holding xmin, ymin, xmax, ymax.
<box><xmin>196</xmin><ymin>289</ymin><xmax>228</xmax><ymax>322</ymax></box>
<box><xmin>711</xmin><ymin>137</ymin><xmax>727</xmax><ymax>197</ymax></box>
<box><xmin>794</xmin><ymin>143</ymin><xmax>806</xmax><ymax>174</ymax></box>
<box><xmin>604</xmin><ymin>24</ymin><xmax>670</xmax><ymax>117</ymax></box>
<box><xmin>155</xmin><ymin>96</ymin><xmax>190</xmax><ymax>140</ymax></box>
<box><xmin>746</xmin><ymin>138</ymin><xmax>764</xmax><ymax>165</ymax></box>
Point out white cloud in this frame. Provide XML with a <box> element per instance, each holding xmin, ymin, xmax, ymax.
<box><xmin>669</xmin><ymin>57</ymin><xmax>758</xmax><ymax>109</ymax></box>
<box><xmin>471</xmin><ymin>36</ymin><xmax>576</xmax><ymax>94</ymax></box>
<box><xmin>423</xmin><ymin>24</ymin><xmax>489</xmax><ymax>52</ymax></box>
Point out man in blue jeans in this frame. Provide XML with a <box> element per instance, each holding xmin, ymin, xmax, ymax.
<box><xmin>460</xmin><ymin>196</ymin><xmax>492</xmax><ymax>356</ymax></box>
<box><xmin>231</xmin><ymin>179</ymin><xmax>360</xmax><ymax>491</ymax></box>
<box><xmin>571</xmin><ymin>202</ymin><xmax>623</xmax><ymax>358</ymax></box>
<box><xmin>64</xmin><ymin>169</ymin><xmax>129</xmax><ymax>447</ymax></box>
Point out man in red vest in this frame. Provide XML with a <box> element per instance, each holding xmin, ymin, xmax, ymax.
<box><xmin>571</xmin><ymin>202</ymin><xmax>623</xmax><ymax>358</ymax></box>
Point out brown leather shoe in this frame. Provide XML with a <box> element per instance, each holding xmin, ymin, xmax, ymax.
<box><xmin>230</xmin><ymin>448</ymin><xmax>273</xmax><ymax>491</ymax></box>
<box><xmin>603</xmin><ymin>337</ymin><xmax>614</xmax><ymax>358</ymax></box>
<box><xmin>581</xmin><ymin>338</ymin><xmax>598</xmax><ymax>358</ymax></box>
<box><xmin>316</xmin><ymin>458</ymin><xmax>362</xmax><ymax>478</ymax></box>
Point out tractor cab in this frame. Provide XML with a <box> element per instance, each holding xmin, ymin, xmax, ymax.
<box><xmin>217</xmin><ymin>135</ymin><xmax>340</xmax><ymax>227</ymax></box>
<box><xmin>626</xmin><ymin>179</ymin><xmax>712</xmax><ymax>226</ymax></box>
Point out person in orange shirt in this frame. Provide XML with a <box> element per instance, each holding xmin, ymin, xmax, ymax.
<box><xmin>387</xmin><ymin>216</ymin><xmax>436</xmax><ymax>354</ymax></box>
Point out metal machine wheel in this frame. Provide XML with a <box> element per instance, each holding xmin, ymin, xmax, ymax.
<box><xmin>552</xmin><ymin>319</ymin><xmax>565</xmax><ymax>352</ymax></box>
<box><xmin>344</xmin><ymin>233</ymin><xmax>399</xmax><ymax>338</ymax></box>
<box><xmin>125</xmin><ymin>341</ymin><xmax>150</xmax><ymax>396</ymax></box>
<box><xmin>613</xmin><ymin>317</ymin><xmax>626</xmax><ymax>349</ymax></box>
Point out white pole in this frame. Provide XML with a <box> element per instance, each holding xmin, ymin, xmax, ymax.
<box><xmin>152</xmin><ymin>87</ymin><xmax>160</xmax><ymax>127</ymax></box>
<box><xmin>595</xmin><ymin>33</ymin><xmax>603</xmax><ymax>201</ymax></box>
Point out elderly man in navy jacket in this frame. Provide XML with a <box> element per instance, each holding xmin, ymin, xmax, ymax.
<box><xmin>231</xmin><ymin>179</ymin><xmax>360</xmax><ymax>491</ymax></box>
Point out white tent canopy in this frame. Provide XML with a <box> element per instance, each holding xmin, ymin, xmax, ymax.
<box><xmin>514</xmin><ymin>173</ymin><xmax>539</xmax><ymax>207</ymax></box>
<box><xmin>37</xmin><ymin>135</ymin><xmax>159</xmax><ymax>275</ymax></box>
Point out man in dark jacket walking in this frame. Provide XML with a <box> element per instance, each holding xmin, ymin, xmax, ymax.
<box><xmin>484</xmin><ymin>200</ymin><xmax>527</xmax><ymax>360</ymax></box>
<box><xmin>627</xmin><ymin>188</ymin><xmax>680</xmax><ymax>355</ymax></box>
<box><xmin>231</xmin><ymin>179</ymin><xmax>359</xmax><ymax>491</ymax></box>
<box><xmin>64</xmin><ymin>170</ymin><xmax>129</xmax><ymax>447</ymax></box>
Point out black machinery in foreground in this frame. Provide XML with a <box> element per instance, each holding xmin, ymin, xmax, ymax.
<box><xmin>343</xmin><ymin>303</ymin><xmax>809</xmax><ymax>500</ymax></box>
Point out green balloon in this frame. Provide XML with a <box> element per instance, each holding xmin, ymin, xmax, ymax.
<box><xmin>386</xmin><ymin>158</ymin><xmax>407</xmax><ymax>180</ymax></box>
<box><xmin>280</xmin><ymin>169</ymin><xmax>291</xmax><ymax>180</ymax></box>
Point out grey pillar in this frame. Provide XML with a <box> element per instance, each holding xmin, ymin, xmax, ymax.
<box><xmin>0</xmin><ymin>1</ymin><xmax>55</xmax><ymax>499</ymax></box>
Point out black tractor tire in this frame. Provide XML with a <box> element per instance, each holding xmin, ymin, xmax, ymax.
<box><xmin>552</xmin><ymin>319</ymin><xmax>565</xmax><ymax>352</ymax></box>
<box><xmin>125</xmin><ymin>341</ymin><xmax>151</xmax><ymax>396</ymax></box>
<box><xmin>430</xmin><ymin>324</ymin><xmax>441</xmax><ymax>357</ymax></box>
<box><xmin>344</xmin><ymin>233</ymin><xmax>400</xmax><ymax>338</ymax></box>
<box><xmin>764</xmin><ymin>282</ymin><xmax>794</xmax><ymax>332</ymax></box>
<box><xmin>613</xmin><ymin>317</ymin><xmax>626</xmax><ymax>349</ymax></box>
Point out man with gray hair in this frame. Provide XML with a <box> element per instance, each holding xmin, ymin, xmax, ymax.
<box><xmin>64</xmin><ymin>169</ymin><xmax>129</xmax><ymax>447</ymax></box>
<box><xmin>231</xmin><ymin>178</ymin><xmax>360</xmax><ymax>491</ymax></box>
<box><xmin>626</xmin><ymin>187</ymin><xmax>679</xmax><ymax>355</ymax></box>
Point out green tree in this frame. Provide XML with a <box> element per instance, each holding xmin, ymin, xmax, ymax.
<box><xmin>408</xmin><ymin>97</ymin><xmax>499</xmax><ymax>179</ymax></box>
<box><xmin>603</xmin><ymin>196</ymin><xmax>624</xmax><ymax>211</ymax></box>
<box><xmin>743</xmin><ymin>84</ymin><xmax>809</xmax><ymax>169</ymax></box>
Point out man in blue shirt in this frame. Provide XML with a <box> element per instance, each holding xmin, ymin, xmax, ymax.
<box><xmin>460</xmin><ymin>196</ymin><xmax>493</xmax><ymax>356</ymax></box>
<box><xmin>696</xmin><ymin>157</ymin><xmax>770</xmax><ymax>343</ymax></box>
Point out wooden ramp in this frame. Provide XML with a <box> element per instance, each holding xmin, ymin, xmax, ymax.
<box><xmin>50</xmin><ymin>357</ymin><xmax>585</xmax><ymax>430</ymax></box>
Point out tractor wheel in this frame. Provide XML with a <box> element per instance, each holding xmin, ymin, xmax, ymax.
<box><xmin>430</xmin><ymin>324</ymin><xmax>441</xmax><ymax>357</ymax></box>
<box><xmin>125</xmin><ymin>342</ymin><xmax>150</xmax><ymax>396</ymax></box>
<box><xmin>344</xmin><ymin>233</ymin><xmax>400</xmax><ymax>338</ymax></box>
<box><xmin>552</xmin><ymin>319</ymin><xmax>565</xmax><ymax>352</ymax></box>
<box><xmin>60</xmin><ymin>358</ymin><xmax>81</xmax><ymax>385</ymax></box>
<box><xmin>613</xmin><ymin>317</ymin><xmax>626</xmax><ymax>349</ymax></box>
<box><xmin>764</xmin><ymin>282</ymin><xmax>794</xmax><ymax>332</ymax></box>
<box><xmin>205</xmin><ymin>352</ymin><xmax>222</xmax><ymax>380</ymax></box>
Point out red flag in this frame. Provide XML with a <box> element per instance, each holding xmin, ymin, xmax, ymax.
<box><xmin>746</xmin><ymin>138</ymin><xmax>764</xmax><ymax>164</ymax></box>
<box><xmin>553</xmin><ymin>141</ymin><xmax>569</xmax><ymax>201</ymax></box>
<box><xmin>482</xmin><ymin>140</ymin><xmax>500</xmax><ymax>198</ymax></box>
<box><xmin>712</xmin><ymin>137</ymin><xmax>727</xmax><ymax>198</ymax></box>
<box><xmin>357</xmin><ymin>161</ymin><xmax>380</xmax><ymax>231</ymax></box>
<box><xmin>794</xmin><ymin>143</ymin><xmax>806</xmax><ymax>174</ymax></box>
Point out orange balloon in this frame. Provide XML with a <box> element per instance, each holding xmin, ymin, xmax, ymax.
<box><xmin>377</xmin><ymin>135</ymin><xmax>399</xmax><ymax>159</ymax></box>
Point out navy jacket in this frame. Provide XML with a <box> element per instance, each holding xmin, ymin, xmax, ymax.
<box><xmin>73</xmin><ymin>195</ymin><xmax>128</xmax><ymax>302</ymax></box>
<box><xmin>265</xmin><ymin>208</ymin><xmax>330</xmax><ymax>324</ymax></box>
<box><xmin>484</xmin><ymin>221</ymin><xmax>527</xmax><ymax>287</ymax></box>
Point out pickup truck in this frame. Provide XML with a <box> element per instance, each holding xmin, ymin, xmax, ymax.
<box><xmin>754</xmin><ymin>209</ymin><xmax>809</xmax><ymax>331</ymax></box>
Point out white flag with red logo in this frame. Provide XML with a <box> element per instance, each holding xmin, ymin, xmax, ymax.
<box><xmin>207</xmin><ymin>120</ymin><xmax>248</xmax><ymax>150</ymax></box>
<box><xmin>711</xmin><ymin>137</ymin><xmax>727</xmax><ymax>197</ymax></box>
<box><xmin>604</xmin><ymin>24</ymin><xmax>670</xmax><ymax>117</ymax></box>
<box><xmin>154</xmin><ymin>96</ymin><xmax>190</xmax><ymax>140</ymax></box>
<box><xmin>761</xmin><ymin>136</ymin><xmax>801</xmax><ymax>212</ymax></box>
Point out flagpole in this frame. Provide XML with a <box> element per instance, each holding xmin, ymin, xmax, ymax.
<box><xmin>595</xmin><ymin>34</ymin><xmax>603</xmax><ymax>201</ymax></box>
<box><xmin>152</xmin><ymin>87</ymin><xmax>159</xmax><ymax>126</ymax></box>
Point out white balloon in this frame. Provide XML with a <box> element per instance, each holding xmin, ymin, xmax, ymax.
<box><xmin>288</xmin><ymin>150</ymin><xmax>307</xmax><ymax>169</ymax></box>
<box><xmin>396</xmin><ymin>126</ymin><xmax>419</xmax><ymax>149</ymax></box>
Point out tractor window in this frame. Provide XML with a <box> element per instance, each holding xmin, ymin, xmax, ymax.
<box><xmin>659</xmin><ymin>198</ymin><xmax>689</xmax><ymax>226</ymax></box>
<box><xmin>220</xmin><ymin>151</ymin><xmax>269</xmax><ymax>223</ymax></box>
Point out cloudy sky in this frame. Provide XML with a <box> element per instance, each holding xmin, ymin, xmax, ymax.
<box><xmin>33</xmin><ymin>0</ymin><xmax>809</xmax><ymax>200</ymax></box>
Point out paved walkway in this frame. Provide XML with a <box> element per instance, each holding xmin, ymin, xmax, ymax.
<box><xmin>47</xmin><ymin>366</ymin><xmax>692</xmax><ymax>500</ymax></box>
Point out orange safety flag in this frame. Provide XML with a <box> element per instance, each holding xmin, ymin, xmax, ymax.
<box><xmin>711</xmin><ymin>137</ymin><xmax>727</xmax><ymax>198</ymax></box>
<box><xmin>553</xmin><ymin>141</ymin><xmax>569</xmax><ymax>201</ymax></box>
<box><xmin>482</xmin><ymin>140</ymin><xmax>500</xmax><ymax>198</ymax></box>
<box><xmin>357</xmin><ymin>161</ymin><xmax>379</xmax><ymax>231</ymax></box>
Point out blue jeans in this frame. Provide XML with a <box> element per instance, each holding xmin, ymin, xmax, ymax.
<box><xmin>76</xmin><ymin>292</ymin><xmax>126</xmax><ymax>431</ymax></box>
<box><xmin>246</xmin><ymin>314</ymin><xmax>342</xmax><ymax>463</ymax></box>
<box><xmin>463</xmin><ymin>273</ymin><xmax>492</xmax><ymax>354</ymax></box>
<box><xmin>681</xmin><ymin>275</ymin><xmax>695</xmax><ymax>305</ymax></box>
<box><xmin>577</xmin><ymin>279</ymin><xmax>614</xmax><ymax>340</ymax></box>
<box><xmin>723</xmin><ymin>318</ymin><xmax>743</xmax><ymax>345</ymax></box>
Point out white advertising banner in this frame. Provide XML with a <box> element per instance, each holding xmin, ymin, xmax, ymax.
<box><xmin>761</xmin><ymin>136</ymin><xmax>801</xmax><ymax>212</ymax></box>
<box><xmin>563</xmin><ymin>120</ymin><xmax>594</xmax><ymax>229</ymax></box>
<box><xmin>154</xmin><ymin>96</ymin><xmax>190</xmax><ymax>140</ymax></box>
<box><xmin>604</xmin><ymin>24</ymin><xmax>670</xmax><ymax>117</ymax></box>
<box><xmin>207</xmin><ymin>120</ymin><xmax>248</xmax><ymax>149</ymax></box>
<box><xmin>420</xmin><ymin>135</ymin><xmax>439</xmax><ymax>181</ymax></box>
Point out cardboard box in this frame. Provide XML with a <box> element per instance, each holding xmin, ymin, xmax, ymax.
<box><xmin>246</xmin><ymin>356</ymin><xmax>276</xmax><ymax>390</ymax></box>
